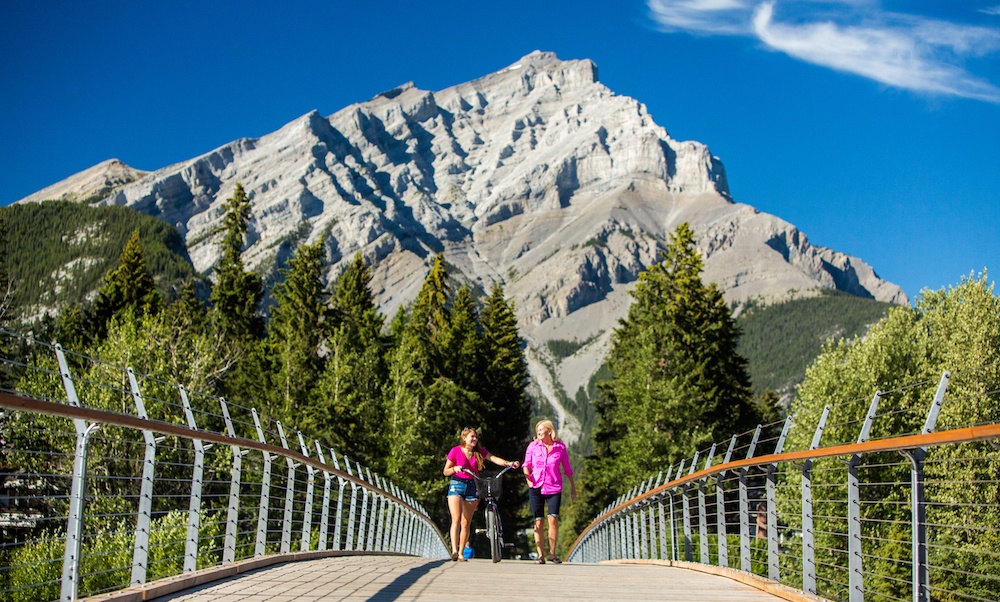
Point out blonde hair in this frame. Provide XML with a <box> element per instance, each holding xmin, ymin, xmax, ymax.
<box><xmin>535</xmin><ymin>419</ymin><xmax>560</xmax><ymax>442</ymax></box>
<box><xmin>460</xmin><ymin>427</ymin><xmax>484</xmax><ymax>471</ymax></box>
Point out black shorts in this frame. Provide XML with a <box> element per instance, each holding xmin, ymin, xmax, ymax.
<box><xmin>528</xmin><ymin>487</ymin><xmax>562</xmax><ymax>520</ymax></box>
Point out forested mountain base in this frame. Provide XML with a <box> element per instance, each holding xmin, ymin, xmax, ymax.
<box><xmin>1</xmin><ymin>200</ymin><xmax>200</xmax><ymax>324</ymax></box>
<box><xmin>736</xmin><ymin>291</ymin><xmax>893</xmax><ymax>398</ymax></box>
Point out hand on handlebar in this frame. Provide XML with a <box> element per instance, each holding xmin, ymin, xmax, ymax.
<box><xmin>508</xmin><ymin>461</ymin><xmax>520</xmax><ymax>469</ymax></box>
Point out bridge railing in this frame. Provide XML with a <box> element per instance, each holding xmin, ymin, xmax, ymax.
<box><xmin>568</xmin><ymin>369</ymin><xmax>1000</xmax><ymax>602</ymax></box>
<box><xmin>0</xmin><ymin>331</ymin><xmax>448</xmax><ymax>602</ymax></box>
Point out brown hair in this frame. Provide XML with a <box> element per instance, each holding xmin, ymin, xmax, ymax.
<box><xmin>460</xmin><ymin>427</ymin><xmax>484</xmax><ymax>471</ymax></box>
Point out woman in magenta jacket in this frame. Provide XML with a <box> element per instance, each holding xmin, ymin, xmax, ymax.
<box><xmin>522</xmin><ymin>419</ymin><xmax>576</xmax><ymax>563</ymax></box>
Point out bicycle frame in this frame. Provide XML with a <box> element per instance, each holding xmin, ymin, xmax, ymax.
<box><xmin>459</xmin><ymin>465</ymin><xmax>514</xmax><ymax>562</ymax></box>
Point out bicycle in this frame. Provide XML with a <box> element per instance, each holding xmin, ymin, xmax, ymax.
<box><xmin>457</xmin><ymin>464</ymin><xmax>514</xmax><ymax>562</ymax></box>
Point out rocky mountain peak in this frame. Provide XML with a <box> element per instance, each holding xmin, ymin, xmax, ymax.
<box><xmin>17</xmin><ymin>158</ymin><xmax>148</xmax><ymax>205</ymax></box>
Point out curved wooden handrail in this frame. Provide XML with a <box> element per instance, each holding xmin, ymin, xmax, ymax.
<box><xmin>0</xmin><ymin>390</ymin><xmax>443</xmax><ymax>540</ymax></box>
<box><xmin>568</xmin><ymin>421</ymin><xmax>1000</xmax><ymax>556</ymax></box>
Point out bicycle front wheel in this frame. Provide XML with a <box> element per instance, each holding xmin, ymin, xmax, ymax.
<box><xmin>486</xmin><ymin>504</ymin><xmax>502</xmax><ymax>562</ymax></box>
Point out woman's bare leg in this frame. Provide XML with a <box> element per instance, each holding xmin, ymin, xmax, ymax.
<box><xmin>534</xmin><ymin>519</ymin><xmax>545</xmax><ymax>558</ymax></box>
<box><xmin>448</xmin><ymin>495</ymin><xmax>463</xmax><ymax>555</ymax></box>
<box><xmin>459</xmin><ymin>500</ymin><xmax>478</xmax><ymax>554</ymax></box>
<box><xmin>547</xmin><ymin>515</ymin><xmax>559</xmax><ymax>556</ymax></box>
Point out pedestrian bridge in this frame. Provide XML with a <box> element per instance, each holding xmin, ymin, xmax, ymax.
<box><xmin>2</xmin><ymin>332</ymin><xmax>999</xmax><ymax>602</ymax></box>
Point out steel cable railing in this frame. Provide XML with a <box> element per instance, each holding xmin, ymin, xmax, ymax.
<box><xmin>568</xmin><ymin>370</ymin><xmax>1000</xmax><ymax>602</ymax></box>
<box><xmin>0</xmin><ymin>332</ymin><xmax>448</xmax><ymax>602</ymax></box>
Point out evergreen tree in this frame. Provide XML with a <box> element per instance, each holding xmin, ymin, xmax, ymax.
<box><xmin>384</xmin><ymin>257</ymin><xmax>480</xmax><ymax>525</ymax></box>
<box><xmin>478</xmin><ymin>282</ymin><xmax>532</xmax><ymax>535</ymax></box>
<box><xmin>443</xmin><ymin>286</ymin><xmax>480</xmax><ymax>391</ymax></box>
<box><xmin>94</xmin><ymin>230</ymin><xmax>162</xmax><ymax>331</ymax></box>
<box><xmin>267</xmin><ymin>240</ymin><xmax>327</xmax><ymax>421</ymax></box>
<box><xmin>162</xmin><ymin>279</ymin><xmax>208</xmax><ymax>336</ymax></box>
<box><xmin>579</xmin><ymin>222</ymin><xmax>760</xmax><ymax>521</ymax></box>
<box><xmin>478</xmin><ymin>282</ymin><xmax>531</xmax><ymax>455</ymax></box>
<box><xmin>53</xmin><ymin>304</ymin><xmax>91</xmax><ymax>351</ymax></box>
<box><xmin>415</xmin><ymin>253</ymin><xmax>450</xmax><ymax>370</ymax></box>
<box><xmin>308</xmin><ymin>253</ymin><xmax>388</xmax><ymax>469</ymax></box>
<box><xmin>209</xmin><ymin>183</ymin><xmax>264</xmax><ymax>340</ymax></box>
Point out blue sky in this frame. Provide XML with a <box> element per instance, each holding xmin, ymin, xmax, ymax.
<box><xmin>2</xmin><ymin>1</ymin><xmax>999</xmax><ymax>301</ymax></box>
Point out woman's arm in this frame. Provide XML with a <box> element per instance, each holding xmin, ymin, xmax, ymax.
<box><xmin>487</xmin><ymin>454</ymin><xmax>519</xmax><ymax>468</ymax></box>
<box><xmin>443</xmin><ymin>458</ymin><xmax>460</xmax><ymax>477</ymax></box>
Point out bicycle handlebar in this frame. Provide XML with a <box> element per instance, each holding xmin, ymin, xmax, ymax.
<box><xmin>456</xmin><ymin>463</ymin><xmax>516</xmax><ymax>479</ymax></box>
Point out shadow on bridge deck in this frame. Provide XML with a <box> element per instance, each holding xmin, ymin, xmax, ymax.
<box><xmin>143</xmin><ymin>555</ymin><xmax>809</xmax><ymax>602</ymax></box>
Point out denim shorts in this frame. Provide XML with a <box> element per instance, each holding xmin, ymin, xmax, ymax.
<box><xmin>528</xmin><ymin>487</ymin><xmax>562</xmax><ymax>520</ymax></box>
<box><xmin>448</xmin><ymin>477</ymin><xmax>478</xmax><ymax>501</ymax></box>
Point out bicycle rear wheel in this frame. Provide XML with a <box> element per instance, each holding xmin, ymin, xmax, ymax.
<box><xmin>486</xmin><ymin>504</ymin><xmax>502</xmax><ymax>562</ymax></box>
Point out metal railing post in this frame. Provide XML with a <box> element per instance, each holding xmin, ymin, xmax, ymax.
<box><xmin>670</xmin><ymin>462</ymin><xmax>682</xmax><ymax>561</ymax></box>
<box><xmin>659</xmin><ymin>466</ymin><xmax>671</xmax><ymax>560</ymax></box>
<box><xmin>717</xmin><ymin>436</ymin><xmax>736</xmax><ymax>568</ymax></box>
<box><xmin>331</xmin><ymin>449</ymin><xmax>346</xmax><ymax>551</ymax></box>
<box><xmin>126</xmin><ymin>368</ymin><xmax>156</xmax><ymax>586</ymax></box>
<box><xmin>297</xmin><ymin>432</ymin><xmax>315</xmax><ymax>552</ymax></box>
<box><xmin>360</xmin><ymin>464</ymin><xmax>373</xmax><ymax>551</ymax></box>
<box><xmin>56</xmin><ymin>345</ymin><xmax>100</xmax><ymax>602</ymax></box>
<box><xmin>389</xmin><ymin>483</ymin><xmax>401</xmax><ymax>552</ymax></box>
<box><xmin>802</xmin><ymin>405</ymin><xmax>831</xmax><ymax>594</ymax></box>
<box><xmin>740</xmin><ymin>426</ymin><xmax>762</xmax><ymax>573</ymax></box>
<box><xmin>176</xmin><ymin>385</ymin><xmax>204</xmax><ymax>573</ymax></box>
<box><xmin>848</xmin><ymin>392</ymin><xmax>882</xmax><ymax>602</ymax></box>
<box><xmin>218</xmin><ymin>397</ymin><xmax>244</xmax><ymax>565</ymax></box>
<box><xmin>315</xmin><ymin>442</ymin><xmax>332</xmax><ymax>551</ymax></box>
<box><xmin>699</xmin><ymin>446</ymin><xmax>715</xmax><ymax>564</ymax></box>
<box><xmin>252</xmin><ymin>410</ymin><xmax>272</xmax><ymax>556</ymax></box>
<box><xmin>276</xmin><ymin>422</ymin><xmax>297</xmax><ymax>554</ymax></box>
<box><xmin>650</xmin><ymin>472</ymin><xmax>664</xmax><ymax>559</ymax></box>
<box><xmin>767</xmin><ymin>417</ymin><xmax>792</xmax><ymax>581</ymax></box>
<box><xmin>345</xmin><ymin>458</ymin><xmax>358</xmax><ymax>550</ymax></box>
<box><xmin>901</xmin><ymin>371</ymin><xmax>948</xmax><ymax>602</ymax></box>
<box><xmin>683</xmin><ymin>453</ymin><xmax>698</xmax><ymax>562</ymax></box>
<box><xmin>372</xmin><ymin>473</ymin><xmax>385</xmax><ymax>551</ymax></box>
<box><xmin>637</xmin><ymin>479</ymin><xmax>649</xmax><ymax>559</ymax></box>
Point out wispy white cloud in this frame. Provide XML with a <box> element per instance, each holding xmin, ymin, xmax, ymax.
<box><xmin>982</xmin><ymin>6</ymin><xmax>1000</xmax><ymax>17</ymax></box>
<box><xmin>647</xmin><ymin>0</ymin><xmax>1000</xmax><ymax>102</ymax></box>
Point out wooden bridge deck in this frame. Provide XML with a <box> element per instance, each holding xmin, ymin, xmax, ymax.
<box><xmin>151</xmin><ymin>555</ymin><xmax>804</xmax><ymax>602</ymax></box>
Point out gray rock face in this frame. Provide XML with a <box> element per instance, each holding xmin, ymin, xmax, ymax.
<box><xmin>21</xmin><ymin>51</ymin><xmax>907</xmax><ymax>442</ymax></box>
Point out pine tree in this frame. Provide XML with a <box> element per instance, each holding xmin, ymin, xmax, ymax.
<box><xmin>478</xmin><ymin>282</ymin><xmax>532</xmax><ymax>534</ymax></box>
<box><xmin>308</xmin><ymin>253</ymin><xmax>388</xmax><ymax>468</ymax></box>
<box><xmin>267</xmin><ymin>240</ymin><xmax>327</xmax><ymax>421</ymax></box>
<box><xmin>479</xmin><ymin>282</ymin><xmax>531</xmax><ymax>454</ymax></box>
<box><xmin>579</xmin><ymin>222</ymin><xmax>760</xmax><ymax>521</ymax></box>
<box><xmin>209</xmin><ymin>183</ymin><xmax>264</xmax><ymax>340</ymax></box>
<box><xmin>384</xmin><ymin>257</ymin><xmax>480</xmax><ymax>525</ymax></box>
<box><xmin>443</xmin><ymin>285</ymin><xmax>480</xmax><ymax>391</ymax></box>
<box><xmin>163</xmin><ymin>278</ymin><xmax>208</xmax><ymax>336</ymax></box>
<box><xmin>415</xmin><ymin>253</ymin><xmax>450</xmax><ymax>370</ymax></box>
<box><xmin>94</xmin><ymin>230</ymin><xmax>162</xmax><ymax>332</ymax></box>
